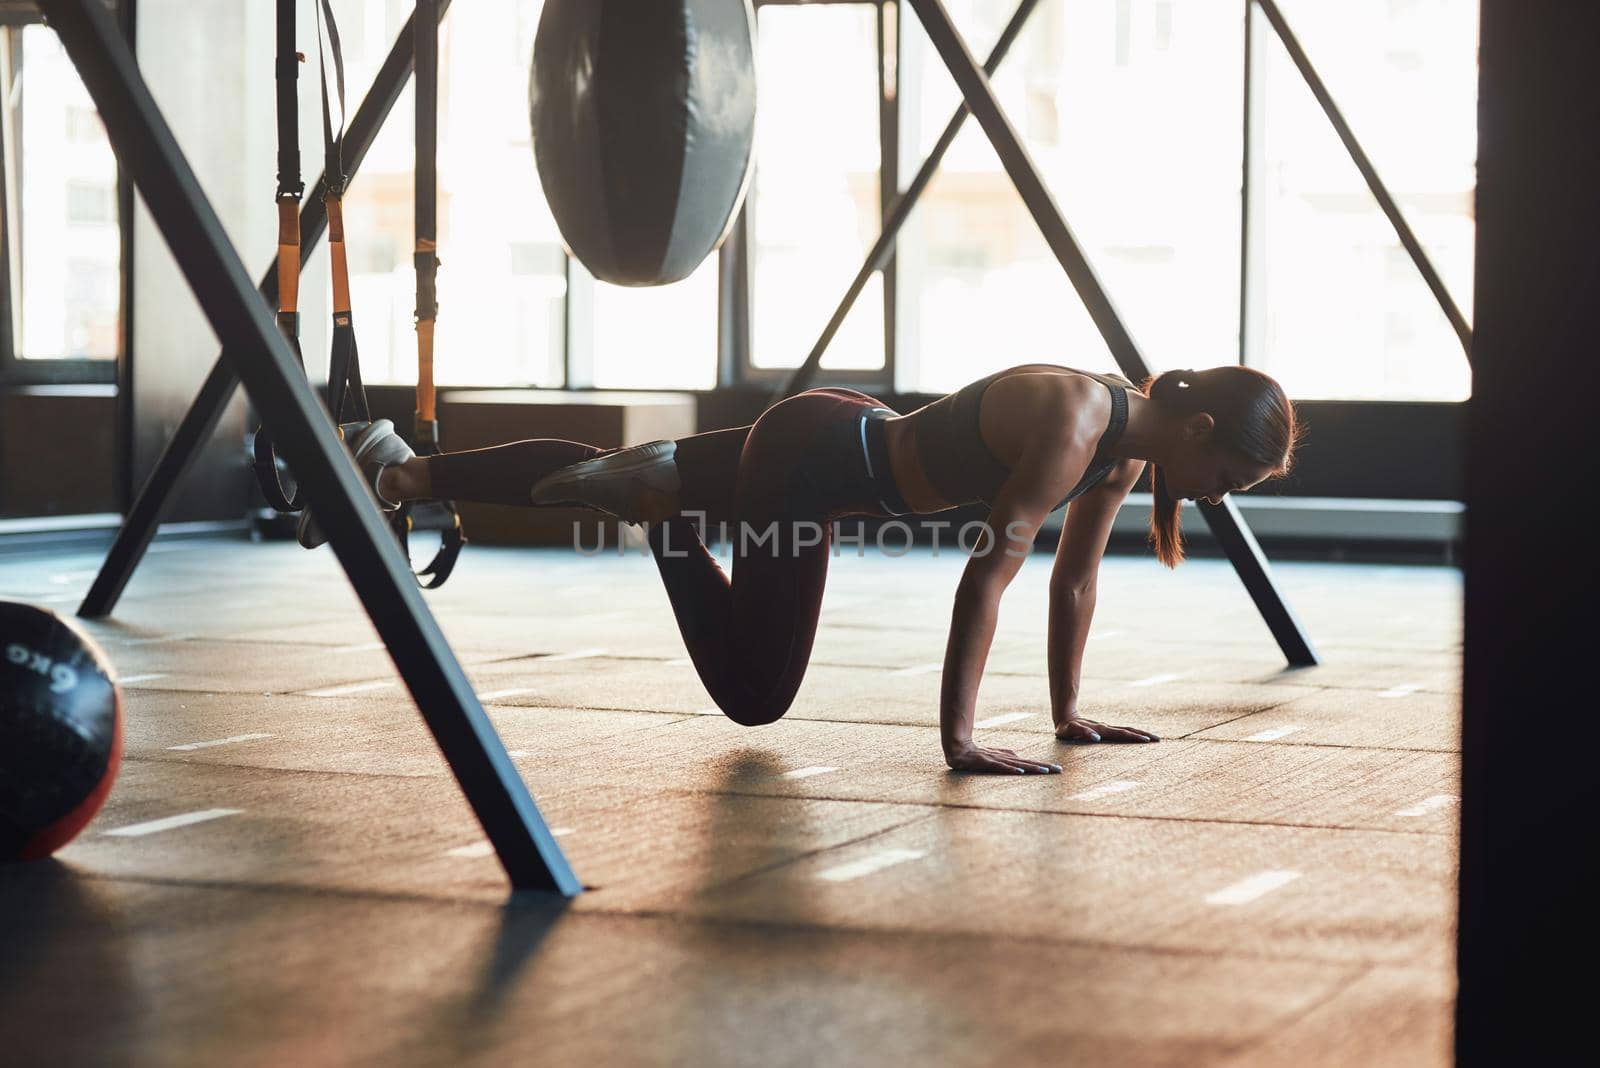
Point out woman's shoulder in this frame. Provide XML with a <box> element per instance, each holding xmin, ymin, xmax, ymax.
<box><xmin>984</xmin><ymin>366</ymin><xmax>1113</xmax><ymax>447</ymax></box>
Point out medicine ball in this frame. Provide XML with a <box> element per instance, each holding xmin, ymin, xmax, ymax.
<box><xmin>530</xmin><ymin>0</ymin><xmax>757</xmax><ymax>287</ymax></box>
<box><xmin>1</xmin><ymin>601</ymin><xmax>123</xmax><ymax>861</ymax></box>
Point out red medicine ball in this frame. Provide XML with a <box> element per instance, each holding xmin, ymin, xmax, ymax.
<box><xmin>1</xmin><ymin>600</ymin><xmax>123</xmax><ymax>861</ymax></box>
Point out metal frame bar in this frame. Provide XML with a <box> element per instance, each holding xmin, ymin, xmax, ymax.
<box><xmin>775</xmin><ymin>0</ymin><xmax>1045</xmax><ymax>403</ymax></box>
<box><xmin>900</xmin><ymin>0</ymin><xmax>1316</xmax><ymax>667</ymax></box>
<box><xmin>47</xmin><ymin>0</ymin><xmax>580</xmax><ymax>895</ymax></box>
<box><xmin>737</xmin><ymin>0</ymin><xmax>886</xmax><ymax>390</ymax></box>
<box><xmin>1253</xmin><ymin>0</ymin><xmax>1472</xmax><ymax>361</ymax></box>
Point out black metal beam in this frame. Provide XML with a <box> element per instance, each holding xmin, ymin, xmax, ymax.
<box><xmin>775</xmin><ymin>0</ymin><xmax>1044</xmax><ymax>403</ymax></box>
<box><xmin>1254</xmin><ymin>0</ymin><xmax>1472</xmax><ymax>361</ymax></box>
<box><xmin>79</xmin><ymin>0</ymin><xmax>451</xmax><ymax>619</ymax></box>
<box><xmin>42</xmin><ymin>0</ymin><xmax>580</xmax><ymax>896</ymax></box>
<box><xmin>904</xmin><ymin>0</ymin><xmax>1316</xmax><ymax>667</ymax></box>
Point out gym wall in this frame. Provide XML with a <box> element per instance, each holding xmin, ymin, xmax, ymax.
<box><xmin>126</xmin><ymin>0</ymin><xmax>332</xmax><ymax>524</ymax></box>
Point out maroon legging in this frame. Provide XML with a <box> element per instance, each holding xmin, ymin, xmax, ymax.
<box><xmin>426</xmin><ymin>388</ymin><xmax>901</xmax><ymax>726</ymax></box>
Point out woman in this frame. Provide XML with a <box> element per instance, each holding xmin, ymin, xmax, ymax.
<box><xmin>311</xmin><ymin>363</ymin><xmax>1300</xmax><ymax>774</ymax></box>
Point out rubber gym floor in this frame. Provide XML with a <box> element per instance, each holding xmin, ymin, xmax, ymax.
<box><xmin>0</xmin><ymin>536</ymin><xmax>1458</xmax><ymax>1066</ymax></box>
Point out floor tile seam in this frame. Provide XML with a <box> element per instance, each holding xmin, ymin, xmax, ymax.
<box><xmin>1206</xmin><ymin>963</ymin><xmax>1379</xmax><ymax>1064</ymax></box>
<box><xmin>1174</xmin><ymin>735</ymin><xmax>1459</xmax><ymax>755</ymax></box>
<box><xmin>113</xmin><ymin>756</ymin><xmax>1462</xmax><ymax>833</ymax></box>
<box><xmin>572</xmin><ymin>904</ymin><xmax>1449</xmax><ymax>970</ymax></box>
<box><xmin>687</xmin><ymin>808</ymin><xmax>943</xmax><ymax>896</ymax></box>
<box><xmin>701</xmin><ymin>789</ymin><xmax>1461</xmax><ymax>838</ymax></box>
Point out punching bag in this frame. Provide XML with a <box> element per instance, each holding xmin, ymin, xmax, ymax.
<box><xmin>530</xmin><ymin>0</ymin><xmax>757</xmax><ymax>287</ymax></box>
<box><xmin>1</xmin><ymin>601</ymin><xmax>123</xmax><ymax>861</ymax></box>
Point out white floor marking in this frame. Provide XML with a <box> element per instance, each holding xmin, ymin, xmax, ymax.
<box><xmin>167</xmin><ymin>733</ymin><xmax>274</xmax><ymax>752</ymax></box>
<box><xmin>1394</xmin><ymin>794</ymin><xmax>1459</xmax><ymax>818</ymax></box>
<box><xmin>478</xmin><ymin>686</ymin><xmax>537</xmax><ymax>702</ymax></box>
<box><xmin>817</xmin><ymin>848</ymin><xmax>927</xmax><ymax>883</ymax></box>
<box><xmin>779</xmin><ymin>765</ymin><xmax>838</xmax><ymax>780</ymax></box>
<box><xmin>1129</xmin><ymin>672</ymin><xmax>1186</xmax><ymax>688</ymax></box>
<box><xmin>975</xmin><ymin>712</ymin><xmax>1034</xmax><ymax>729</ymax></box>
<box><xmin>121</xmin><ymin>633</ymin><xmax>195</xmax><ymax>647</ymax></box>
<box><xmin>304</xmin><ymin>679</ymin><xmax>394</xmax><ymax>697</ymax></box>
<box><xmin>334</xmin><ymin>640</ymin><xmax>387</xmax><ymax>654</ymax></box>
<box><xmin>1379</xmin><ymin>684</ymin><xmax>1421</xmax><ymax>699</ymax></box>
<box><xmin>104</xmin><ymin>808</ymin><xmax>242</xmax><ymax>837</ymax></box>
<box><xmin>1205</xmin><ymin>869</ymin><xmax>1302</xmax><ymax>906</ymax></box>
<box><xmin>665</xmin><ymin>657</ymin><xmax>694</xmax><ymax>667</ymax></box>
<box><xmin>506</xmin><ymin>749</ymin><xmax>529</xmax><ymax>759</ymax></box>
<box><xmin>1069</xmin><ymin>780</ymin><xmax>1141</xmax><ymax>802</ymax></box>
<box><xmin>118</xmin><ymin>673</ymin><xmax>169</xmax><ymax>685</ymax></box>
<box><xmin>890</xmin><ymin>662</ymin><xmax>943</xmax><ymax>677</ymax></box>
<box><xmin>1243</xmin><ymin>724</ymin><xmax>1304</xmax><ymax>742</ymax></box>
<box><xmin>538</xmin><ymin>648</ymin><xmax>606</xmax><ymax>663</ymax></box>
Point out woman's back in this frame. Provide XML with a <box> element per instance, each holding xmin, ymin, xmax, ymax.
<box><xmin>902</xmin><ymin>363</ymin><xmax>1134</xmax><ymax>509</ymax></box>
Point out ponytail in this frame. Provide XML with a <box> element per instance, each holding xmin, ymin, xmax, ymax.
<box><xmin>1143</xmin><ymin>370</ymin><xmax>1191</xmax><ymax>568</ymax></box>
<box><xmin>1140</xmin><ymin>366</ymin><xmax>1300</xmax><ymax>570</ymax></box>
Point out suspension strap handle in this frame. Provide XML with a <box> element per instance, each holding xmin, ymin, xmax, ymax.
<box><xmin>314</xmin><ymin>0</ymin><xmax>368</xmax><ymax>428</ymax></box>
<box><xmin>255</xmin><ymin>0</ymin><xmax>307</xmax><ymax>513</ymax></box>
<box><xmin>414</xmin><ymin>0</ymin><xmax>440</xmax><ymax>445</ymax></box>
<box><xmin>394</xmin><ymin>0</ymin><xmax>464</xmax><ymax>588</ymax></box>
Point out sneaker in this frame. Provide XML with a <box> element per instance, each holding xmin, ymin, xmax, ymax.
<box><xmin>296</xmin><ymin>419</ymin><xmax>416</xmax><ymax>549</ymax></box>
<box><xmin>528</xmin><ymin>439</ymin><xmax>680</xmax><ymax>525</ymax></box>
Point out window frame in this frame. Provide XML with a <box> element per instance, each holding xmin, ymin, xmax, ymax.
<box><xmin>0</xmin><ymin>5</ymin><xmax>124</xmax><ymax>387</ymax></box>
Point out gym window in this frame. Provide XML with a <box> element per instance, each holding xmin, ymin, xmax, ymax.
<box><xmin>0</xmin><ymin>19</ymin><xmax>122</xmax><ymax>387</ymax></box>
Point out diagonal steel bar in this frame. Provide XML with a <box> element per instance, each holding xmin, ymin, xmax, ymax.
<box><xmin>775</xmin><ymin>0</ymin><xmax>1044</xmax><ymax>402</ymax></box>
<box><xmin>44</xmin><ymin>0</ymin><xmax>580</xmax><ymax>895</ymax></box>
<box><xmin>906</xmin><ymin>0</ymin><xmax>1317</xmax><ymax>667</ymax></box>
<box><xmin>1255</xmin><ymin>0</ymin><xmax>1472</xmax><ymax>360</ymax></box>
<box><xmin>79</xmin><ymin>0</ymin><xmax>453</xmax><ymax>619</ymax></box>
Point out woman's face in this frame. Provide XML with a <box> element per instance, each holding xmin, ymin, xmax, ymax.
<box><xmin>1166</xmin><ymin>417</ymin><xmax>1278</xmax><ymax>504</ymax></box>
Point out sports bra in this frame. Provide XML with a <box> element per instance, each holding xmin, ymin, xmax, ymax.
<box><xmin>912</xmin><ymin>363</ymin><xmax>1133</xmax><ymax>510</ymax></box>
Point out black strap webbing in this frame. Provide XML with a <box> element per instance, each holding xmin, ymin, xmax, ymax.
<box><xmin>255</xmin><ymin>0</ymin><xmax>307</xmax><ymax>512</ymax></box>
<box><xmin>274</xmin><ymin>0</ymin><xmax>303</xmax><ymax>202</ymax></box>
<box><xmin>315</xmin><ymin>0</ymin><xmax>368</xmax><ymax>427</ymax></box>
<box><xmin>395</xmin><ymin>0</ymin><xmax>464</xmax><ymax>587</ymax></box>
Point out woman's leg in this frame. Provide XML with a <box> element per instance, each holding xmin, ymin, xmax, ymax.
<box><xmin>378</xmin><ymin>425</ymin><xmax>753</xmax><ymax>518</ymax></box>
<box><xmin>647</xmin><ymin>389</ymin><xmax>890</xmax><ymax>726</ymax></box>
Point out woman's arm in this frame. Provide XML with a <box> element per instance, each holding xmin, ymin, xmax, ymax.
<box><xmin>939</xmin><ymin>390</ymin><xmax>1095</xmax><ymax>773</ymax></box>
<box><xmin>1047</xmin><ymin>459</ymin><xmax>1159</xmax><ymax>744</ymax></box>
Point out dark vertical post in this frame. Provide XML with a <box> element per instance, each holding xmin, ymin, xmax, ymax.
<box><xmin>78</xmin><ymin>2</ymin><xmax>451</xmax><ymax>619</ymax></box>
<box><xmin>42</xmin><ymin>0</ymin><xmax>580</xmax><ymax>896</ymax></box>
<box><xmin>876</xmin><ymin>0</ymin><xmax>899</xmax><ymax>385</ymax></box>
<box><xmin>904</xmin><ymin>0</ymin><xmax>1316</xmax><ymax>667</ymax></box>
<box><xmin>716</xmin><ymin>206</ymin><xmax>751</xmax><ymax>389</ymax></box>
<box><xmin>1236</xmin><ymin>0</ymin><xmax>1254</xmax><ymax>368</ymax></box>
<box><xmin>1459</xmin><ymin>1</ymin><xmax>1600</xmax><ymax>1060</ymax></box>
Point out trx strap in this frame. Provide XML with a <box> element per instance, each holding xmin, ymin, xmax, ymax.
<box><xmin>392</xmin><ymin>0</ymin><xmax>465</xmax><ymax>589</ymax></box>
<box><xmin>253</xmin><ymin>0</ymin><xmax>307</xmax><ymax>512</ymax></box>
<box><xmin>315</xmin><ymin>0</ymin><xmax>370</xmax><ymax>428</ymax></box>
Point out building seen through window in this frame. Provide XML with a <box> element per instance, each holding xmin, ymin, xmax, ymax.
<box><xmin>4</xmin><ymin>25</ymin><xmax>121</xmax><ymax>365</ymax></box>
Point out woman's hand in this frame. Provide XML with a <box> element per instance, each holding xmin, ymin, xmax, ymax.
<box><xmin>1055</xmin><ymin>717</ymin><xmax>1160</xmax><ymax>744</ymax></box>
<box><xmin>945</xmin><ymin>740</ymin><xmax>1062</xmax><ymax>775</ymax></box>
